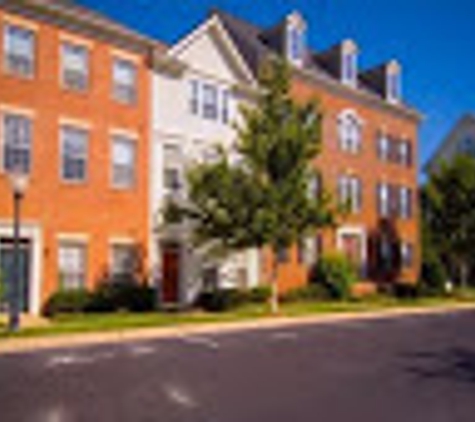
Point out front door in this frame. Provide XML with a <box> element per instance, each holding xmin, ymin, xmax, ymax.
<box><xmin>0</xmin><ymin>239</ymin><xmax>31</xmax><ymax>312</ymax></box>
<box><xmin>162</xmin><ymin>246</ymin><xmax>180</xmax><ymax>303</ymax></box>
<box><xmin>340</xmin><ymin>233</ymin><xmax>364</xmax><ymax>276</ymax></box>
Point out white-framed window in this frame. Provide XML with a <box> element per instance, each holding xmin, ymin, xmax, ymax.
<box><xmin>377</xmin><ymin>133</ymin><xmax>390</xmax><ymax>161</ymax></box>
<box><xmin>112</xmin><ymin>58</ymin><xmax>137</xmax><ymax>104</ymax></box>
<box><xmin>399</xmin><ymin>186</ymin><xmax>412</xmax><ymax>219</ymax></box>
<box><xmin>110</xmin><ymin>243</ymin><xmax>139</xmax><ymax>279</ymax></box>
<box><xmin>287</xmin><ymin>25</ymin><xmax>305</xmax><ymax>64</ymax></box>
<box><xmin>112</xmin><ymin>135</ymin><xmax>136</xmax><ymax>188</ymax></box>
<box><xmin>387</xmin><ymin>71</ymin><xmax>401</xmax><ymax>103</ymax></box>
<box><xmin>164</xmin><ymin>167</ymin><xmax>182</xmax><ymax>192</ymax></box>
<box><xmin>61</xmin><ymin>42</ymin><xmax>89</xmax><ymax>92</ymax></box>
<box><xmin>2</xmin><ymin>113</ymin><xmax>32</xmax><ymax>174</ymax></box>
<box><xmin>202</xmin><ymin>83</ymin><xmax>218</xmax><ymax>120</ymax></box>
<box><xmin>398</xmin><ymin>140</ymin><xmax>412</xmax><ymax>166</ymax></box>
<box><xmin>342</xmin><ymin>51</ymin><xmax>357</xmax><ymax>86</ymax></box>
<box><xmin>58</xmin><ymin>242</ymin><xmax>87</xmax><ymax>290</ymax></box>
<box><xmin>338</xmin><ymin>174</ymin><xmax>362</xmax><ymax>213</ymax></box>
<box><xmin>61</xmin><ymin>125</ymin><xmax>88</xmax><ymax>182</ymax></box>
<box><xmin>338</xmin><ymin>113</ymin><xmax>361</xmax><ymax>153</ymax></box>
<box><xmin>400</xmin><ymin>241</ymin><xmax>414</xmax><ymax>268</ymax></box>
<box><xmin>377</xmin><ymin>182</ymin><xmax>390</xmax><ymax>217</ymax></box>
<box><xmin>4</xmin><ymin>23</ymin><xmax>35</xmax><ymax>78</ymax></box>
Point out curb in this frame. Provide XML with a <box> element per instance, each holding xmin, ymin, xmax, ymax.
<box><xmin>1</xmin><ymin>303</ymin><xmax>475</xmax><ymax>355</ymax></box>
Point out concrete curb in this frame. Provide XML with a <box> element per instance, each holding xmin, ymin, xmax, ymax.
<box><xmin>1</xmin><ymin>303</ymin><xmax>475</xmax><ymax>355</ymax></box>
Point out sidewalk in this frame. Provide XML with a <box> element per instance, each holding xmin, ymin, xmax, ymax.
<box><xmin>1</xmin><ymin>303</ymin><xmax>475</xmax><ymax>355</ymax></box>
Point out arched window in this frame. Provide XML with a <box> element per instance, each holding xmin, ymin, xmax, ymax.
<box><xmin>338</xmin><ymin>111</ymin><xmax>362</xmax><ymax>153</ymax></box>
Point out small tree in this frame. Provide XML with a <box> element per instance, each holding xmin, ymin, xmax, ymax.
<box><xmin>422</xmin><ymin>155</ymin><xmax>475</xmax><ymax>287</ymax></box>
<box><xmin>166</xmin><ymin>59</ymin><xmax>336</xmax><ymax>313</ymax></box>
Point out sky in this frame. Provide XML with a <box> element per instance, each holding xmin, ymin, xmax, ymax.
<box><xmin>77</xmin><ymin>0</ymin><xmax>475</xmax><ymax>172</ymax></box>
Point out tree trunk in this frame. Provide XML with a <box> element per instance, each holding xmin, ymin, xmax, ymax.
<box><xmin>460</xmin><ymin>262</ymin><xmax>469</xmax><ymax>289</ymax></box>
<box><xmin>269</xmin><ymin>254</ymin><xmax>280</xmax><ymax>315</ymax></box>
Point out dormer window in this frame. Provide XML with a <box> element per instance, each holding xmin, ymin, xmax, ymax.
<box><xmin>386</xmin><ymin>61</ymin><xmax>402</xmax><ymax>103</ymax></box>
<box><xmin>286</xmin><ymin>12</ymin><xmax>306</xmax><ymax>66</ymax></box>
<box><xmin>341</xmin><ymin>40</ymin><xmax>358</xmax><ymax>87</ymax></box>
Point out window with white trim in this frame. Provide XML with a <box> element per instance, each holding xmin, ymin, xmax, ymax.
<box><xmin>400</xmin><ymin>242</ymin><xmax>414</xmax><ymax>268</ymax></box>
<box><xmin>112</xmin><ymin>58</ymin><xmax>137</xmax><ymax>104</ymax></box>
<box><xmin>387</xmin><ymin>71</ymin><xmax>401</xmax><ymax>103</ymax></box>
<box><xmin>377</xmin><ymin>182</ymin><xmax>390</xmax><ymax>217</ymax></box>
<box><xmin>338</xmin><ymin>113</ymin><xmax>361</xmax><ymax>153</ymax></box>
<box><xmin>190</xmin><ymin>80</ymin><xmax>200</xmax><ymax>115</ymax></box>
<box><xmin>288</xmin><ymin>25</ymin><xmax>305</xmax><ymax>64</ymax></box>
<box><xmin>58</xmin><ymin>242</ymin><xmax>86</xmax><ymax>289</ymax></box>
<box><xmin>202</xmin><ymin>83</ymin><xmax>218</xmax><ymax>120</ymax></box>
<box><xmin>4</xmin><ymin>23</ymin><xmax>35</xmax><ymax>77</ymax></box>
<box><xmin>398</xmin><ymin>141</ymin><xmax>412</xmax><ymax>166</ymax></box>
<box><xmin>2</xmin><ymin>113</ymin><xmax>32</xmax><ymax>174</ymax></box>
<box><xmin>342</xmin><ymin>51</ymin><xmax>357</xmax><ymax>86</ymax></box>
<box><xmin>377</xmin><ymin>133</ymin><xmax>390</xmax><ymax>161</ymax></box>
<box><xmin>338</xmin><ymin>174</ymin><xmax>362</xmax><ymax>213</ymax></box>
<box><xmin>110</xmin><ymin>243</ymin><xmax>139</xmax><ymax>279</ymax></box>
<box><xmin>399</xmin><ymin>186</ymin><xmax>412</xmax><ymax>219</ymax></box>
<box><xmin>61</xmin><ymin>42</ymin><xmax>89</xmax><ymax>92</ymax></box>
<box><xmin>61</xmin><ymin>125</ymin><xmax>88</xmax><ymax>182</ymax></box>
<box><xmin>222</xmin><ymin>90</ymin><xmax>230</xmax><ymax>124</ymax></box>
<box><xmin>112</xmin><ymin>135</ymin><xmax>136</xmax><ymax>188</ymax></box>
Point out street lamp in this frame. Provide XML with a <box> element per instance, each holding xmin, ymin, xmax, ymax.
<box><xmin>8</xmin><ymin>170</ymin><xmax>29</xmax><ymax>332</ymax></box>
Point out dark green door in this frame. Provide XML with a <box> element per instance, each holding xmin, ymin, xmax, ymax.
<box><xmin>0</xmin><ymin>240</ymin><xmax>31</xmax><ymax>313</ymax></box>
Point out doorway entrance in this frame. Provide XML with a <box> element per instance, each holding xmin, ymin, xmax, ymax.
<box><xmin>161</xmin><ymin>244</ymin><xmax>180</xmax><ymax>304</ymax></box>
<box><xmin>0</xmin><ymin>238</ymin><xmax>32</xmax><ymax>312</ymax></box>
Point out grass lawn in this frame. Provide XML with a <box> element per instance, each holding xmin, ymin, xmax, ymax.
<box><xmin>1</xmin><ymin>293</ymin><xmax>474</xmax><ymax>340</ymax></box>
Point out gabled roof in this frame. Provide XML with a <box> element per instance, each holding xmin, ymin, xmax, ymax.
<box><xmin>210</xmin><ymin>8</ymin><xmax>420</xmax><ymax>120</ymax></box>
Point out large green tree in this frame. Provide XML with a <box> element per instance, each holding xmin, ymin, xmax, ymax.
<box><xmin>422</xmin><ymin>155</ymin><xmax>475</xmax><ymax>287</ymax></box>
<box><xmin>166</xmin><ymin>59</ymin><xmax>336</xmax><ymax>313</ymax></box>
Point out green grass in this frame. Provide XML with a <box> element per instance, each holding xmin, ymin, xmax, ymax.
<box><xmin>1</xmin><ymin>294</ymin><xmax>474</xmax><ymax>340</ymax></box>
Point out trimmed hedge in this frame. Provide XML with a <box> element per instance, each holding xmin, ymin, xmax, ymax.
<box><xmin>196</xmin><ymin>286</ymin><xmax>272</xmax><ymax>312</ymax></box>
<box><xmin>280</xmin><ymin>284</ymin><xmax>332</xmax><ymax>303</ymax></box>
<box><xmin>43</xmin><ymin>283</ymin><xmax>156</xmax><ymax>317</ymax></box>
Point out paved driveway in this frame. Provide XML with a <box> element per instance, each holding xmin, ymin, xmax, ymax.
<box><xmin>1</xmin><ymin>310</ymin><xmax>475</xmax><ymax>422</ymax></box>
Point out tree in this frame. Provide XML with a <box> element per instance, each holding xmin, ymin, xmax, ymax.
<box><xmin>422</xmin><ymin>155</ymin><xmax>475</xmax><ymax>287</ymax></box>
<box><xmin>166</xmin><ymin>59</ymin><xmax>336</xmax><ymax>313</ymax></box>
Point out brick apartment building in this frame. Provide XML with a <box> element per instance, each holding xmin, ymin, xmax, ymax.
<box><xmin>0</xmin><ymin>1</ymin><xmax>421</xmax><ymax>313</ymax></box>
<box><xmin>0</xmin><ymin>0</ymin><xmax>154</xmax><ymax>314</ymax></box>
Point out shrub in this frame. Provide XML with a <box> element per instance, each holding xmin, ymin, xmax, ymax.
<box><xmin>87</xmin><ymin>282</ymin><xmax>156</xmax><ymax>313</ymax></box>
<box><xmin>280</xmin><ymin>284</ymin><xmax>332</xmax><ymax>303</ymax></box>
<box><xmin>311</xmin><ymin>254</ymin><xmax>358</xmax><ymax>300</ymax></box>
<box><xmin>392</xmin><ymin>282</ymin><xmax>420</xmax><ymax>300</ymax></box>
<box><xmin>420</xmin><ymin>254</ymin><xmax>448</xmax><ymax>296</ymax></box>
<box><xmin>243</xmin><ymin>286</ymin><xmax>272</xmax><ymax>304</ymax></box>
<box><xmin>196</xmin><ymin>288</ymin><xmax>244</xmax><ymax>312</ymax></box>
<box><xmin>43</xmin><ymin>289</ymin><xmax>92</xmax><ymax>317</ymax></box>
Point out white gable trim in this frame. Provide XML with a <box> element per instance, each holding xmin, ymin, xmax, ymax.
<box><xmin>168</xmin><ymin>15</ymin><xmax>257</xmax><ymax>88</ymax></box>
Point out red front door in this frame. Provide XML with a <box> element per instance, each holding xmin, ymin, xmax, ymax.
<box><xmin>162</xmin><ymin>246</ymin><xmax>180</xmax><ymax>303</ymax></box>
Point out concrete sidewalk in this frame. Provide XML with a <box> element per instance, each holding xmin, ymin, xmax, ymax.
<box><xmin>1</xmin><ymin>303</ymin><xmax>475</xmax><ymax>355</ymax></box>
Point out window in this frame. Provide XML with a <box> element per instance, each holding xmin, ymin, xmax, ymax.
<box><xmin>400</xmin><ymin>242</ymin><xmax>414</xmax><ymax>268</ymax></box>
<box><xmin>4</xmin><ymin>24</ymin><xmax>35</xmax><ymax>77</ymax></box>
<box><xmin>62</xmin><ymin>42</ymin><xmax>89</xmax><ymax>91</ymax></box>
<box><xmin>387</xmin><ymin>71</ymin><xmax>401</xmax><ymax>102</ymax></box>
<box><xmin>338</xmin><ymin>113</ymin><xmax>361</xmax><ymax>153</ymax></box>
<box><xmin>2</xmin><ymin>113</ymin><xmax>32</xmax><ymax>174</ymax></box>
<box><xmin>308</xmin><ymin>172</ymin><xmax>321</xmax><ymax>199</ymax></box>
<box><xmin>399</xmin><ymin>186</ymin><xmax>412</xmax><ymax>219</ymax></box>
<box><xmin>112</xmin><ymin>58</ymin><xmax>137</xmax><ymax>104</ymax></box>
<box><xmin>338</xmin><ymin>175</ymin><xmax>362</xmax><ymax>213</ymax></box>
<box><xmin>202</xmin><ymin>83</ymin><xmax>218</xmax><ymax>120</ymax></box>
<box><xmin>112</xmin><ymin>135</ymin><xmax>136</xmax><ymax>188</ymax></box>
<box><xmin>288</xmin><ymin>25</ymin><xmax>305</xmax><ymax>63</ymax></box>
<box><xmin>58</xmin><ymin>242</ymin><xmax>86</xmax><ymax>289</ymax></box>
<box><xmin>110</xmin><ymin>243</ymin><xmax>139</xmax><ymax>279</ymax></box>
<box><xmin>342</xmin><ymin>51</ymin><xmax>357</xmax><ymax>86</ymax></box>
<box><xmin>61</xmin><ymin>125</ymin><xmax>88</xmax><ymax>182</ymax></box>
<box><xmin>190</xmin><ymin>80</ymin><xmax>200</xmax><ymax>115</ymax></box>
<box><xmin>377</xmin><ymin>133</ymin><xmax>390</xmax><ymax>161</ymax></box>
<box><xmin>164</xmin><ymin>168</ymin><xmax>182</xmax><ymax>192</ymax></box>
<box><xmin>458</xmin><ymin>137</ymin><xmax>475</xmax><ymax>157</ymax></box>
<box><xmin>377</xmin><ymin>182</ymin><xmax>390</xmax><ymax>217</ymax></box>
<box><xmin>398</xmin><ymin>141</ymin><xmax>412</xmax><ymax>166</ymax></box>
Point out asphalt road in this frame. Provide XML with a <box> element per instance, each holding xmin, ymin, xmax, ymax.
<box><xmin>1</xmin><ymin>311</ymin><xmax>475</xmax><ymax>422</ymax></box>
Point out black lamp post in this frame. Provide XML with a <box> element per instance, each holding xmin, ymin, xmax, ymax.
<box><xmin>8</xmin><ymin>171</ymin><xmax>28</xmax><ymax>333</ymax></box>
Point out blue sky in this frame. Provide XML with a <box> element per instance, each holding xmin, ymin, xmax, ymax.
<box><xmin>78</xmin><ymin>0</ymin><xmax>475</xmax><ymax>171</ymax></box>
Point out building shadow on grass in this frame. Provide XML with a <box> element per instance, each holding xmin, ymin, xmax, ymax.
<box><xmin>403</xmin><ymin>347</ymin><xmax>475</xmax><ymax>385</ymax></box>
